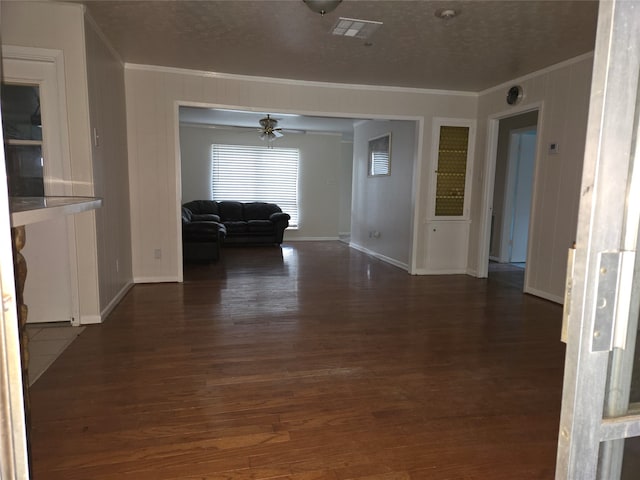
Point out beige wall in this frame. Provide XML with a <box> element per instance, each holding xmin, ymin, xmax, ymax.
<box><xmin>468</xmin><ymin>54</ymin><xmax>593</xmax><ymax>302</ymax></box>
<box><xmin>351</xmin><ymin>120</ymin><xmax>416</xmax><ymax>268</ymax></box>
<box><xmin>1</xmin><ymin>1</ymin><xmax>133</xmax><ymax>321</ymax></box>
<box><xmin>179</xmin><ymin>125</ymin><xmax>344</xmax><ymax>240</ymax></box>
<box><xmin>125</xmin><ymin>65</ymin><xmax>477</xmax><ymax>281</ymax></box>
<box><xmin>1</xmin><ymin>1</ymin><xmax>101</xmax><ymax>323</ymax></box>
<box><xmin>84</xmin><ymin>16</ymin><xmax>133</xmax><ymax>315</ymax></box>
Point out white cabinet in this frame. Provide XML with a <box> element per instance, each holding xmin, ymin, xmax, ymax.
<box><xmin>423</xmin><ymin>118</ymin><xmax>476</xmax><ymax>274</ymax></box>
<box><xmin>425</xmin><ymin>221</ymin><xmax>470</xmax><ymax>273</ymax></box>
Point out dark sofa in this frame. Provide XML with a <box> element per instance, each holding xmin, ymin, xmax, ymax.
<box><xmin>182</xmin><ymin>200</ymin><xmax>290</xmax><ymax>245</ymax></box>
<box><xmin>181</xmin><ymin>207</ymin><xmax>226</xmax><ymax>262</ymax></box>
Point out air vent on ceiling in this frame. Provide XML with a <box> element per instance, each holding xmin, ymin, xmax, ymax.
<box><xmin>331</xmin><ymin>17</ymin><xmax>382</xmax><ymax>39</ymax></box>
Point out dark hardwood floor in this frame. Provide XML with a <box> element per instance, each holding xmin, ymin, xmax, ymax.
<box><xmin>29</xmin><ymin>241</ymin><xmax>567</xmax><ymax>479</ymax></box>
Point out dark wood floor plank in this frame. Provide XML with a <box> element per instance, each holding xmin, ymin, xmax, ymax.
<box><xmin>29</xmin><ymin>242</ymin><xmax>566</xmax><ymax>479</ymax></box>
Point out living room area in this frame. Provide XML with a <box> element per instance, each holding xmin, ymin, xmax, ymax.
<box><xmin>7</xmin><ymin>1</ymin><xmax>640</xmax><ymax>478</ymax></box>
<box><xmin>178</xmin><ymin>106</ymin><xmax>419</xmax><ymax>268</ymax></box>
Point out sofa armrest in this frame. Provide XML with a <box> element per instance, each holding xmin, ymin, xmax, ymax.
<box><xmin>183</xmin><ymin>221</ymin><xmax>226</xmax><ymax>241</ymax></box>
<box><xmin>192</xmin><ymin>213</ymin><xmax>221</xmax><ymax>223</ymax></box>
<box><xmin>181</xmin><ymin>207</ymin><xmax>193</xmax><ymax>224</ymax></box>
<box><xmin>269</xmin><ymin>212</ymin><xmax>291</xmax><ymax>223</ymax></box>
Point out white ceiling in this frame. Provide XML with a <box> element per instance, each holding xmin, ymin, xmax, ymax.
<box><xmin>77</xmin><ymin>0</ymin><xmax>599</xmax><ymax>135</ymax></box>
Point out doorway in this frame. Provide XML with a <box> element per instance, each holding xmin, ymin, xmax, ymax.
<box><xmin>488</xmin><ymin>111</ymin><xmax>538</xmax><ymax>289</ymax></box>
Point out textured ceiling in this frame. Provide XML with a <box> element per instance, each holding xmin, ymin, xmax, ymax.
<box><xmin>78</xmin><ymin>0</ymin><xmax>599</xmax><ymax>92</ymax></box>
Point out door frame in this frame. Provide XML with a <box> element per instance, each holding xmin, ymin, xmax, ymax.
<box><xmin>556</xmin><ymin>0</ymin><xmax>640</xmax><ymax>477</ymax></box>
<box><xmin>2</xmin><ymin>45</ymin><xmax>80</xmax><ymax>325</ymax></box>
<box><xmin>173</xmin><ymin>101</ymin><xmax>425</xmax><ymax>281</ymax></box>
<box><xmin>0</xmin><ymin>57</ymin><xmax>30</xmax><ymax>480</ymax></box>
<box><xmin>476</xmin><ymin>102</ymin><xmax>543</xmax><ymax>281</ymax></box>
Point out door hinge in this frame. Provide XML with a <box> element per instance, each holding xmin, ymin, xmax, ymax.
<box><xmin>592</xmin><ymin>250</ymin><xmax>636</xmax><ymax>352</ymax></box>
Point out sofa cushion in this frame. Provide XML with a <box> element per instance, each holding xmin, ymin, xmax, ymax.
<box><xmin>183</xmin><ymin>200</ymin><xmax>219</xmax><ymax>215</ymax></box>
<box><xmin>219</xmin><ymin>201</ymin><xmax>244</xmax><ymax>221</ymax></box>
<box><xmin>243</xmin><ymin>202</ymin><xmax>281</xmax><ymax>220</ymax></box>
<box><xmin>191</xmin><ymin>213</ymin><xmax>221</xmax><ymax>223</ymax></box>
<box><xmin>247</xmin><ymin>220</ymin><xmax>275</xmax><ymax>233</ymax></box>
<box><xmin>223</xmin><ymin>221</ymin><xmax>249</xmax><ymax>233</ymax></box>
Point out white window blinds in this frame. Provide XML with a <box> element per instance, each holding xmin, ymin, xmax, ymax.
<box><xmin>211</xmin><ymin>144</ymin><xmax>299</xmax><ymax>226</ymax></box>
<box><xmin>370</xmin><ymin>151</ymin><xmax>390</xmax><ymax>176</ymax></box>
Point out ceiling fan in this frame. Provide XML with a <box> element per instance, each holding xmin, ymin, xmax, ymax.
<box><xmin>258</xmin><ymin>114</ymin><xmax>284</xmax><ymax>142</ymax></box>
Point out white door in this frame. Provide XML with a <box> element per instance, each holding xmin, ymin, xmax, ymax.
<box><xmin>2</xmin><ymin>49</ymin><xmax>78</xmax><ymax>324</ymax></box>
<box><xmin>556</xmin><ymin>1</ymin><xmax>640</xmax><ymax>478</ymax></box>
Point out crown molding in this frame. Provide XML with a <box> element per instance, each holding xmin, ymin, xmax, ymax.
<box><xmin>478</xmin><ymin>51</ymin><xmax>595</xmax><ymax>97</ymax></box>
<box><xmin>124</xmin><ymin>63</ymin><xmax>478</xmax><ymax>97</ymax></box>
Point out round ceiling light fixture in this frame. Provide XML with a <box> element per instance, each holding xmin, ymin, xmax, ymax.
<box><xmin>303</xmin><ymin>0</ymin><xmax>342</xmax><ymax>16</ymax></box>
<box><xmin>435</xmin><ymin>8</ymin><xmax>458</xmax><ymax>20</ymax></box>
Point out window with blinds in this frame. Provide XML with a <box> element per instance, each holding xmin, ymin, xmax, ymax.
<box><xmin>211</xmin><ymin>144</ymin><xmax>300</xmax><ymax>226</ymax></box>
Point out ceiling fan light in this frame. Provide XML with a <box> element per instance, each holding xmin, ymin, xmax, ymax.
<box><xmin>303</xmin><ymin>0</ymin><xmax>342</xmax><ymax>16</ymax></box>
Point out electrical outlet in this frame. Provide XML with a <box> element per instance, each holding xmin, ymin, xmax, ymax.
<box><xmin>154</xmin><ymin>249</ymin><xmax>162</xmax><ymax>259</ymax></box>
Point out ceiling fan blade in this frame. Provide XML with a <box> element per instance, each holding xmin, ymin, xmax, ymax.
<box><xmin>273</xmin><ymin>130</ymin><xmax>284</xmax><ymax>138</ymax></box>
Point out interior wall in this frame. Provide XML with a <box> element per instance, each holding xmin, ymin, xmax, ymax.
<box><xmin>84</xmin><ymin>15</ymin><xmax>134</xmax><ymax>315</ymax></box>
<box><xmin>469</xmin><ymin>54</ymin><xmax>593</xmax><ymax>302</ymax></box>
<box><xmin>351</xmin><ymin>120</ymin><xmax>416</xmax><ymax>268</ymax></box>
<box><xmin>338</xmin><ymin>141</ymin><xmax>353</xmax><ymax>236</ymax></box>
<box><xmin>179</xmin><ymin>125</ymin><xmax>343</xmax><ymax>240</ymax></box>
<box><xmin>125</xmin><ymin>65</ymin><xmax>477</xmax><ymax>281</ymax></box>
<box><xmin>489</xmin><ymin>110</ymin><xmax>538</xmax><ymax>259</ymax></box>
<box><xmin>1</xmin><ymin>1</ymin><xmax>102</xmax><ymax>322</ymax></box>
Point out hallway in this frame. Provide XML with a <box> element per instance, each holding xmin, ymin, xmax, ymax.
<box><xmin>30</xmin><ymin>241</ymin><xmax>565</xmax><ymax>479</ymax></box>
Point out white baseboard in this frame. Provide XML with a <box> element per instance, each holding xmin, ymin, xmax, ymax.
<box><xmin>285</xmin><ymin>237</ymin><xmax>340</xmax><ymax>241</ymax></box>
<box><xmin>349</xmin><ymin>243</ymin><xmax>408</xmax><ymax>271</ymax></box>
<box><xmin>133</xmin><ymin>276</ymin><xmax>179</xmax><ymax>283</ymax></box>
<box><xmin>412</xmin><ymin>267</ymin><xmax>467</xmax><ymax>275</ymax></box>
<box><xmin>524</xmin><ymin>286</ymin><xmax>563</xmax><ymax>305</ymax></box>
<box><xmin>100</xmin><ymin>281</ymin><xmax>134</xmax><ymax>321</ymax></box>
<box><xmin>80</xmin><ymin>315</ymin><xmax>102</xmax><ymax>325</ymax></box>
<box><xmin>466</xmin><ymin>268</ymin><xmax>479</xmax><ymax>277</ymax></box>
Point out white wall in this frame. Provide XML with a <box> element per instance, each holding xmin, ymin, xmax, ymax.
<box><xmin>351</xmin><ymin>120</ymin><xmax>416</xmax><ymax>268</ymax></box>
<box><xmin>1</xmin><ymin>1</ymin><xmax>133</xmax><ymax>322</ymax></box>
<box><xmin>1</xmin><ymin>1</ymin><xmax>101</xmax><ymax>323</ymax></box>
<box><xmin>179</xmin><ymin>125</ymin><xmax>343</xmax><ymax>240</ymax></box>
<box><xmin>338</xmin><ymin>141</ymin><xmax>353</xmax><ymax>235</ymax></box>
<box><xmin>84</xmin><ymin>15</ymin><xmax>134</xmax><ymax>316</ymax></box>
<box><xmin>469</xmin><ymin>54</ymin><xmax>593</xmax><ymax>302</ymax></box>
<box><xmin>125</xmin><ymin>65</ymin><xmax>477</xmax><ymax>281</ymax></box>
